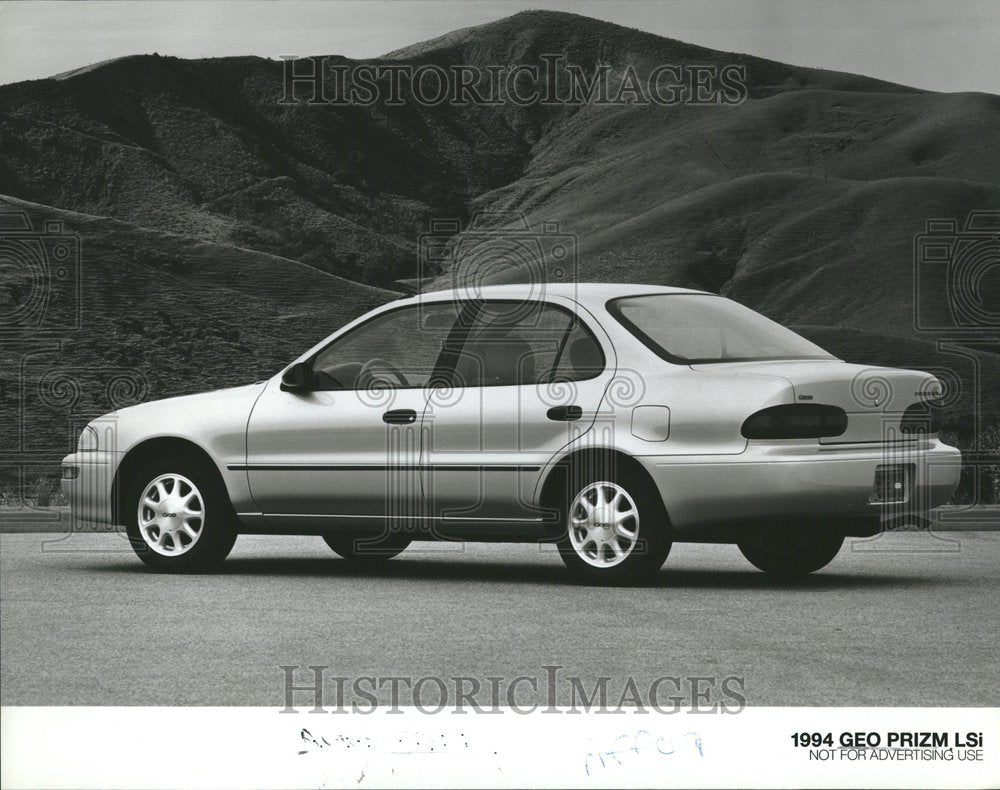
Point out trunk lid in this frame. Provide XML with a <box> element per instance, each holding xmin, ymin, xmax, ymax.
<box><xmin>689</xmin><ymin>360</ymin><xmax>941</xmax><ymax>443</ymax></box>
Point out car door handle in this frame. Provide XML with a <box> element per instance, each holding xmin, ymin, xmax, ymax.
<box><xmin>546</xmin><ymin>405</ymin><xmax>583</xmax><ymax>422</ymax></box>
<box><xmin>383</xmin><ymin>409</ymin><xmax>417</xmax><ymax>424</ymax></box>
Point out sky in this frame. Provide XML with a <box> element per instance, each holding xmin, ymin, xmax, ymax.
<box><xmin>0</xmin><ymin>0</ymin><xmax>998</xmax><ymax>93</ymax></box>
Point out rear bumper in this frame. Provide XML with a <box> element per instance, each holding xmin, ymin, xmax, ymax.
<box><xmin>641</xmin><ymin>439</ymin><xmax>962</xmax><ymax>532</ymax></box>
<box><xmin>61</xmin><ymin>451</ymin><xmax>120</xmax><ymax>525</ymax></box>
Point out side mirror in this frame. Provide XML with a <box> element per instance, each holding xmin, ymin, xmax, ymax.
<box><xmin>280</xmin><ymin>361</ymin><xmax>314</xmax><ymax>392</ymax></box>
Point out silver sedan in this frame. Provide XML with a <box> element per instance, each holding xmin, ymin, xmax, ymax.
<box><xmin>62</xmin><ymin>284</ymin><xmax>962</xmax><ymax>583</ymax></box>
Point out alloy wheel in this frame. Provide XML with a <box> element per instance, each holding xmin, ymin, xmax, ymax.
<box><xmin>568</xmin><ymin>481</ymin><xmax>640</xmax><ymax>568</ymax></box>
<box><xmin>137</xmin><ymin>473</ymin><xmax>205</xmax><ymax>556</ymax></box>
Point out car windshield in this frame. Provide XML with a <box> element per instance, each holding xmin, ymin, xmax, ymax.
<box><xmin>609</xmin><ymin>293</ymin><xmax>834</xmax><ymax>364</ymax></box>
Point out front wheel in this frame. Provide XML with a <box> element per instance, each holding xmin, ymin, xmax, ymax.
<box><xmin>124</xmin><ymin>455</ymin><xmax>237</xmax><ymax>572</ymax></box>
<box><xmin>557</xmin><ymin>476</ymin><xmax>671</xmax><ymax>585</ymax></box>
<box><xmin>737</xmin><ymin>524</ymin><xmax>844</xmax><ymax>577</ymax></box>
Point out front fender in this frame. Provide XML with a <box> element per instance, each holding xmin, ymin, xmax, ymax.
<box><xmin>77</xmin><ymin>382</ymin><xmax>267</xmax><ymax>520</ymax></box>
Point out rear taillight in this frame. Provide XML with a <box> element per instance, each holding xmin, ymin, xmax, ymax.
<box><xmin>900</xmin><ymin>400</ymin><xmax>943</xmax><ymax>435</ymax></box>
<box><xmin>741</xmin><ymin>404</ymin><xmax>848</xmax><ymax>440</ymax></box>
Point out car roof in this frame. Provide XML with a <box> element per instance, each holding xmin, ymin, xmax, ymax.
<box><xmin>402</xmin><ymin>282</ymin><xmax>712</xmax><ymax>307</ymax></box>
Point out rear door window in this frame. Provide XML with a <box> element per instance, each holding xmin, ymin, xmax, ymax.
<box><xmin>449</xmin><ymin>301</ymin><xmax>605</xmax><ymax>387</ymax></box>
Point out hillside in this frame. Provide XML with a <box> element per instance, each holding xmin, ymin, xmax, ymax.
<box><xmin>0</xmin><ymin>11</ymin><xmax>952</xmax><ymax>283</ymax></box>
<box><xmin>1</xmin><ymin>12</ymin><xmax>996</xmax><ymax>324</ymax></box>
<box><xmin>0</xmin><ymin>195</ymin><xmax>393</xmax><ymax>500</ymax></box>
<box><xmin>1</xmin><ymin>9</ymin><xmax>998</xmax><ymax>502</ymax></box>
<box><xmin>0</xmin><ymin>50</ymin><xmax>529</xmax><ymax>288</ymax></box>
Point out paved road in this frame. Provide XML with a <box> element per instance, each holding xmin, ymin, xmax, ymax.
<box><xmin>2</xmin><ymin>531</ymin><xmax>997</xmax><ymax>707</ymax></box>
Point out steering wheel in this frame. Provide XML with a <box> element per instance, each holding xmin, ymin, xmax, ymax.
<box><xmin>357</xmin><ymin>357</ymin><xmax>410</xmax><ymax>389</ymax></box>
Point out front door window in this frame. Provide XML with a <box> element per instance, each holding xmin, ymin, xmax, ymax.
<box><xmin>311</xmin><ymin>302</ymin><xmax>461</xmax><ymax>390</ymax></box>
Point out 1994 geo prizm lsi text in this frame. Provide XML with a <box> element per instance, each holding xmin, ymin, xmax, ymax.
<box><xmin>62</xmin><ymin>284</ymin><xmax>961</xmax><ymax>584</ymax></box>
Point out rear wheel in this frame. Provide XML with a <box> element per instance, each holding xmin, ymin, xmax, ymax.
<box><xmin>124</xmin><ymin>454</ymin><xmax>237</xmax><ymax>572</ymax></box>
<box><xmin>322</xmin><ymin>531</ymin><xmax>410</xmax><ymax>561</ymax></box>
<box><xmin>737</xmin><ymin>524</ymin><xmax>843</xmax><ymax>576</ymax></box>
<box><xmin>557</xmin><ymin>474</ymin><xmax>671</xmax><ymax>585</ymax></box>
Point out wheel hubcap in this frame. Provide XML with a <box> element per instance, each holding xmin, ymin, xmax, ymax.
<box><xmin>137</xmin><ymin>473</ymin><xmax>205</xmax><ymax>556</ymax></box>
<box><xmin>568</xmin><ymin>481</ymin><xmax>639</xmax><ymax>568</ymax></box>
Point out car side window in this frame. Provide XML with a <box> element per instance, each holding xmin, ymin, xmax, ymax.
<box><xmin>450</xmin><ymin>301</ymin><xmax>604</xmax><ymax>387</ymax></box>
<box><xmin>552</xmin><ymin>318</ymin><xmax>605</xmax><ymax>381</ymax></box>
<box><xmin>311</xmin><ymin>302</ymin><xmax>460</xmax><ymax>390</ymax></box>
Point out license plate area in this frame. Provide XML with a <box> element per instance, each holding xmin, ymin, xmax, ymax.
<box><xmin>870</xmin><ymin>464</ymin><xmax>912</xmax><ymax>504</ymax></box>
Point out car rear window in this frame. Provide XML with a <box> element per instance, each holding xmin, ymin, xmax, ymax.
<box><xmin>608</xmin><ymin>293</ymin><xmax>834</xmax><ymax>364</ymax></box>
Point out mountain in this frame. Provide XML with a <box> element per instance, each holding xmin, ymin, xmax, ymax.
<box><xmin>1</xmin><ymin>10</ymin><xmax>997</xmax><ymax>502</ymax></box>
<box><xmin>0</xmin><ymin>48</ymin><xmax>530</xmax><ymax>288</ymax></box>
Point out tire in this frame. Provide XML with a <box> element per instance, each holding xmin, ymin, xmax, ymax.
<box><xmin>322</xmin><ymin>531</ymin><xmax>410</xmax><ymax>561</ymax></box>
<box><xmin>557</xmin><ymin>471</ymin><xmax>671</xmax><ymax>585</ymax></box>
<box><xmin>737</xmin><ymin>524</ymin><xmax>844</xmax><ymax>577</ymax></box>
<box><xmin>123</xmin><ymin>453</ymin><xmax>237</xmax><ymax>572</ymax></box>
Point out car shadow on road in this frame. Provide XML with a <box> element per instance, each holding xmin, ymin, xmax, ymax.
<box><xmin>651</xmin><ymin>566</ymin><xmax>937</xmax><ymax>591</ymax></box>
<box><xmin>80</xmin><ymin>554</ymin><xmax>943</xmax><ymax>591</ymax></box>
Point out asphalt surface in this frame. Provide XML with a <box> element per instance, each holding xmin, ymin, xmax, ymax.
<box><xmin>2</xmin><ymin>531</ymin><xmax>998</xmax><ymax>707</ymax></box>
